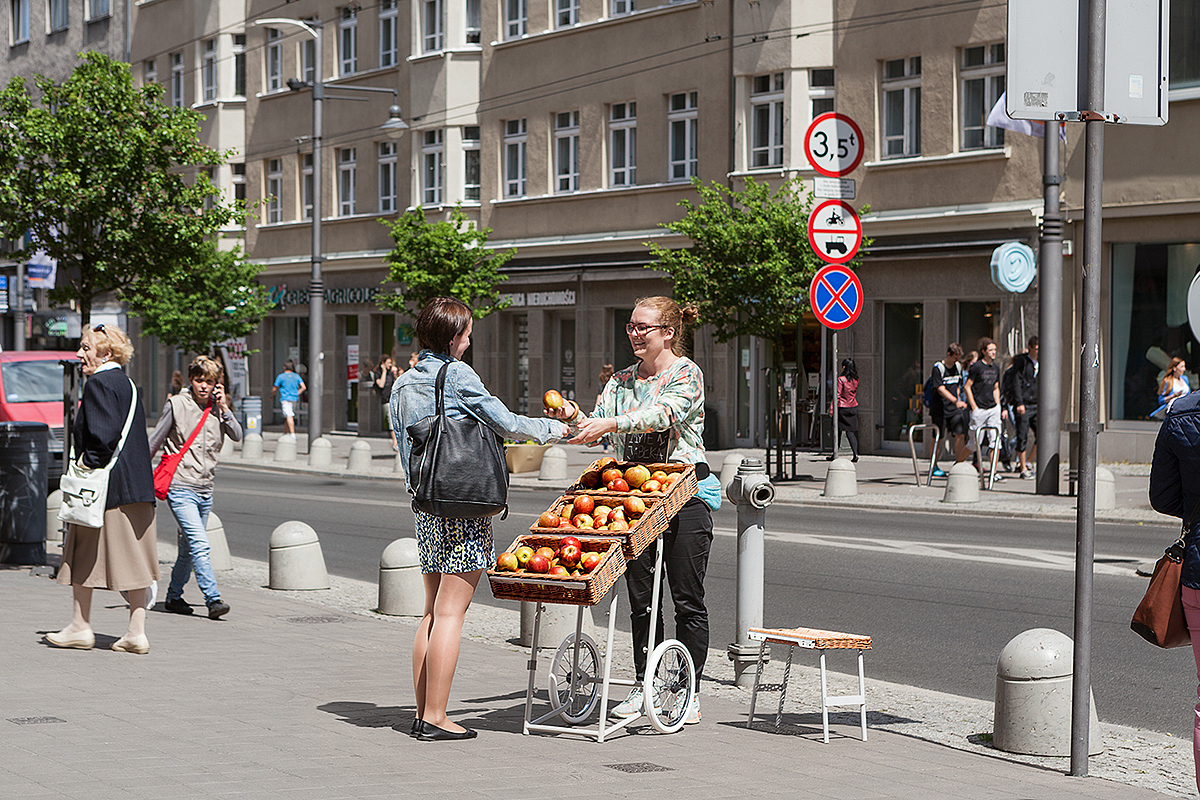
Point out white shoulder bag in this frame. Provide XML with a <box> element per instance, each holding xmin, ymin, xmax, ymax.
<box><xmin>59</xmin><ymin>376</ymin><xmax>138</xmax><ymax>529</ymax></box>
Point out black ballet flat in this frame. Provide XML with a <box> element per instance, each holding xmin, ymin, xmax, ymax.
<box><xmin>415</xmin><ymin>720</ymin><xmax>478</xmax><ymax>741</ymax></box>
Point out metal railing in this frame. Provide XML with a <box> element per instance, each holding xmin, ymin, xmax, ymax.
<box><xmin>906</xmin><ymin>424</ymin><xmax>941</xmax><ymax>487</ymax></box>
<box><xmin>976</xmin><ymin>425</ymin><xmax>1001</xmax><ymax>490</ymax></box>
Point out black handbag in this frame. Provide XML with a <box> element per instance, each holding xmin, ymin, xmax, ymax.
<box><xmin>406</xmin><ymin>361</ymin><xmax>509</xmax><ymax>520</ymax></box>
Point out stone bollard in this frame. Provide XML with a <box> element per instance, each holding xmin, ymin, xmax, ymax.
<box><xmin>394</xmin><ymin>450</ymin><xmax>405</xmax><ymax>474</ymax></box>
<box><xmin>274</xmin><ymin>434</ymin><xmax>298</xmax><ymax>463</ymax></box>
<box><xmin>46</xmin><ymin>489</ymin><xmax>64</xmax><ymax>542</ymax></box>
<box><xmin>1094</xmin><ymin>466</ymin><xmax>1116</xmax><ymax>510</ymax></box>
<box><xmin>993</xmin><ymin>628</ymin><xmax>1102</xmax><ymax>756</ymax></box>
<box><xmin>220</xmin><ymin>436</ymin><xmax>234</xmax><ymax>457</ymax></box>
<box><xmin>377</xmin><ymin>538</ymin><xmax>423</xmax><ymax>615</ymax></box>
<box><xmin>268</xmin><ymin>521</ymin><xmax>330</xmax><ymax>590</ymax></box>
<box><xmin>538</xmin><ymin>445</ymin><xmax>568</xmax><ymax>482</ymax></box>
<box><xmin>823</xmin><ymin>457</ymin><xmax>858</xmax><ymax>497</ymax></box>
<box><xmin>309</xmin><ymin>437</ymin><xmax>333</xmax><ymax>468</ymax></box>
<box><xmin>347</xmin><ymin>440</ymin><xmax>373</xmax><ymax>472</ymax></box>
<box><xmin>204</xmin><ymin>511</ymin><xmax>232</xmax><ymax>572</ymax></box>
<box><xmin>241</xmin><ymin>432</ymin><xmax>263</xmax><ymax>460</ymax></box>
<box><xmin>942</xmin><ymin>461</ymin><xmax>980</xmax><ymax>503</ymax></box>
<box><xmin>520</xmin><ymin>601</ymin><xmax>596</xmax><ymax>649</ymax></box>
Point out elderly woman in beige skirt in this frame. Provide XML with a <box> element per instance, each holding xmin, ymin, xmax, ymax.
<box><xmin>46</xmin><ymin>323</ymin><xmax>157</xmax><ymax>654</ymax></box>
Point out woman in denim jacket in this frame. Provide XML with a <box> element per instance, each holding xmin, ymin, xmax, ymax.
<box><xmin>391</xmin><ymin>296</ymin><xmax>567</xmax><ymax>742</ymax></box>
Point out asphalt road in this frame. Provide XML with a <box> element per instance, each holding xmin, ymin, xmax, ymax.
<box><xmin>210</xmin><ymin>464</ymin><xmax>1195</xmax><ymax>738</ymax></box>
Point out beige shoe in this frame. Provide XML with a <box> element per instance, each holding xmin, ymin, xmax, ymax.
<box><xmin>45</xmin><ymin>629</ymin><xmax>95</xmax><ymax>650</ymax></box>
<box><xmin>110</xmin><ymin>634</ymin><xmax>149</xmax><ymax>655</ymax></box>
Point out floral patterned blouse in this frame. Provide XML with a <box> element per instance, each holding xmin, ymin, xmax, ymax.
<box><xmin>586</xmin><ymin>357</ymin><xmax>706</xmax><ymax>466</ymax></box>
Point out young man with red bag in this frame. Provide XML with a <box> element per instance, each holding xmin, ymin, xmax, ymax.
<box><xmin>149</xmin><ymin>356</ymin><xmax>242</xmax><ymax>619</ymax></box>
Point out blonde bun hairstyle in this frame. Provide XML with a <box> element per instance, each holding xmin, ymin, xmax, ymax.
<box><xmin>634</xmin><ymin>296</ymin><xmax>699</xmax><ymax>357</ymax></box>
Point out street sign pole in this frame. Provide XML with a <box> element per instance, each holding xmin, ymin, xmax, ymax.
<box><xmin>1037</xmin><ymin>124</ymin><xmax>1064</xmax><ymax>498</ymax></box>
<box><xmin>832</xmin><ymin>331</ymin><xmax>838</xmax><ymax>458</ymax></box>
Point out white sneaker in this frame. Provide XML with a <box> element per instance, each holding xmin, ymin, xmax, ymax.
<box><xmin>684</xmin><ymin>695</ymin><xmax>701</xmax><ymax>725</ymax></box>
<box><xmin>611</xmin><ymin>687</ymin><xmax>644</xmax><ymax>718</ymax></box>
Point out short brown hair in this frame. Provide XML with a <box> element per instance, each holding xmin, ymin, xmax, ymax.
<box><xmin>415</xmin><ymin>296</ymin><xmax>472</xmax><ymax>354</ymax></box>
<box><xmin>946</xmin><ymin>342</ymin><xmax>963</xmax><ymax>358</ymax></box>
<box><xmin>83</xmin><ymin>323</ymin><xmax>134</xmax><ymax>366</ymax></box>
<box><xmin>188</xmin><ymin>355</ymin><xmax>223</xmax><ymax>383</ymax></box>
<box><xmin>978</xmin><ymin>336</ymin><xmax>995</xmax><ymax>352</ymax></box>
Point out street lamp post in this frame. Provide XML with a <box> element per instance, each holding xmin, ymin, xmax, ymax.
<box><xmin>254</xmin><ymin>18</ymin><xmax>407</xmax><ymax>451</ymax></box>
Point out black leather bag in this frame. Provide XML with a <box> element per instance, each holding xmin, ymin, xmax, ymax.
<box><xmin>406</xmin><ymin>361</ymin><xmax>509</xmax><ymax>520</ymax></box>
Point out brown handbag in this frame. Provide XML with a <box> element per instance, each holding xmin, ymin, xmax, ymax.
<box><xmin>1130</xmin><ymin>496</ymin><xmax>1199</xmax><ymax>649</ymax></box>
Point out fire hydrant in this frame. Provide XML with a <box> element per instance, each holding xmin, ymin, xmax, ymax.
<box><xmin>725</xmin><ymin>457</ymin><xmax>776</xmax><ymax>688</ymax></box>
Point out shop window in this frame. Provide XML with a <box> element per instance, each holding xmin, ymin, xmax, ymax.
<box><xmin>882</xmin><ymin>302</ymin><xmax>923</xmax><ymax>442</ymax></box>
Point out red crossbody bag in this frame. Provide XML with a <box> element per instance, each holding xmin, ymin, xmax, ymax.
<box><xmin>153</xmin><ymin>402</ymin><xmax>213</xmax><ymax>500</ymax></box>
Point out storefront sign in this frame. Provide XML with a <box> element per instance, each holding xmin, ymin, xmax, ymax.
<box><xmin>269</xmin><ymin>285</ymin><xmax>382</xmax><ymax>308</ymax></box>
<box><xmin>500</xmin><ymin>290</ymin><xmax>577</xmax><ymax>308</ymax></box>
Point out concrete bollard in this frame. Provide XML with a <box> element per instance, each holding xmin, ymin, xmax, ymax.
<box><xmin>274</xmin><ymin>434</ymin><xmax>297</xmax><ymax>463</ymax></box>
<box><xmin>1095</xmin><ymin>466</ymin><xmax>1116</xmax><ymax>510</ymax></box>
<box><xmin>823</xmin><ymin>457</ymin><xmax>858</xmax><ymax>497</ymax></box>
<box><xmin>993</xmin><ymin>628</ymin><xmax>1102</xmax><ymax>756</ymax></box>
<box><xmin>46</xmin><ymin>489</ymin><xmax>64</xmax><ymax>542</ymax></box>
<box><xmin>347</xmin><ymin>440</ymin><xmax>373</xmax><ymax>472</ymax></box>
<box><xmin>394</xmin><ymin>450</ymin><xmax>405</xmax><ymax>474</ymax></box>
<box><xmin>942</xmin><ymin>461</ymin><xmax>980</xmax><ymax>503</ymax></box>
<box><xmin>520</xmin><ymin>601</ymin><xmax>596</xmax><ymax>649</ymax></box>
<box><xmin>309</xmin><ymin>437</ymin><xmax>333</xmax><ymax>468</ymax></box>
<box><xmin>220</xmin><ymin>436</ymin><xmax>234</xmax><ymax>457</ymax></box>
<box><xmin>538</xmin><ymin>445</ymin><xmax>568</xmax><ymax>482</ymax></box>
<box><xmin>377</xmin><ymin>538</ymin><xmax>424</xmax><ymax>616</ymax></box>
<box><xmin>268</xmin><ymin>521</ymin><xmax>330</xmax><ymax>590</ymax></box>
<box><xmin>241</xmin><ymin>432</ymin><xmax>263</xmax><ymax>460</ymax></box>
<box><xmin>204</xmin><ymin>511</ymin><xmax>232</xmax><ymax>572</ymax></box>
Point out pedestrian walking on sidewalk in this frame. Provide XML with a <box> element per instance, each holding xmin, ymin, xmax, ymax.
<box><xmin>965</xmin><ymin>338</ymin><xmax>1006</xmax><ymax>481</ymax></box>
<box><xmin>271</xmin><ymin>360</ymin><xmax>305</xmax><ymax>436</ymax></box>
<box><xmin>933</xmin><ymin>343</ymin><xmax>969</xmax><ymax>468</ymax></box>
<box><xmin>827</xmin><ymin>358</ymin><xmax>859</xmax><ymax>462</ymax></box>
<box><xmin>1008</xmin><ymin>336</ymin><xmax>1039</xmax><ymax>478</ymax></box>
<box><xmin>554</xmin><ymin>296</ymin><xmax>722</xmax><ymax>726</ymax></box>
<box><xmin>1153</xmin><ymin>357</ymin><xmax>1191</xmax><ymax>420</ymax></box>
<box><xmin>372</xmin><ymin>354</ymin><xmax>399</xmax><ymax>450</ymax></box>
<box><xmin>47</xmin><ymin>323</ymin><xmax>157</xmax><ymax>655</ymax></box>
<box><xmin>149</xmin><ymin>356</ymin><xmax>242</xmax><ymax>620</ymax></box>
<box><xmin>392</xmin><ymin>296</ymin><xmax>567</xmax><ymax>742</ymax></box>
<box><xmin>1148</xmin><ymin>389</ymin><xmax>1200</xmax><ymax>793</ymax></box>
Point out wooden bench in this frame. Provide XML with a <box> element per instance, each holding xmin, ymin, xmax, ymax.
<box><xmin>746</xmin><ymin>626</ymin><xmax>872</xmax><ymax>743</ymax></box>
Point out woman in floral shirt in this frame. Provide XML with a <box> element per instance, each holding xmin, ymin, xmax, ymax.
<box><xmin>556</xmin><ymin>296</ymin><xmax>721</xmax><ymax>726</ymax></box>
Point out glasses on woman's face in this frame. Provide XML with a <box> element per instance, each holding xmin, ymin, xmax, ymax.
<box><xmin>625</xmin><ymin>323</ymin><xmax>665</xmax><ymax>336</ymax></box>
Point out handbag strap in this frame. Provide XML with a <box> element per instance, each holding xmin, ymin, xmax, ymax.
<box><xmin>434</xmin><ymin>360</ymin><xmax>451</xmax><ymax>422</ymax></box>
<box><xmin>1166</xmin><ymin>494</ymin><xmax>1200</xmax><ymax>561</ymax></box>
<box><xmin>176</xmin><ymin>399</ymin><xmax>214</xmax><ymax>458</ymax></box>
<box><xmin>69</xmin><ymin>375</ymin><xmax>139</xmax><ymax>466</ymax></box>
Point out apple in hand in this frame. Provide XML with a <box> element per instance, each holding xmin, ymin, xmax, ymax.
<box><xmin>496</xmin><ymin>552</ymin><xmax>519</xmax><ymax>571</ymax></box>
<box><xmin>538</xmin><ymin>511</ymin><xmax>562</xmax><ymax>528</ymax></box>
<box><xmin>543</xmin><ymin>390</ymin><xmax>564</xmax><ymax>410</ymax></box>
<box><xmin>529</xmin><ymin>554</ymin><xmax>551</xmax><ymax>574</ymax></box>
<box><xmin>514</xmin><ymin>546</ymin><xmax>535</xmax><ymax>568</ymax></box>
<box><xmin>573</xmin><ymin>495</ymin><xmax>595</xmax><ymax>515</ymax></box>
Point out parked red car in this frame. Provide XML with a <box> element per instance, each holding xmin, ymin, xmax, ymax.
<box><xmin>0</xmin><ymin>350</ymin><xmax>78</xmax><ymax>484</ymax></box>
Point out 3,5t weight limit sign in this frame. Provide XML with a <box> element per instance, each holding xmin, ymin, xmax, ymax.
<box><xmin>804</xmin><ymin>113</ymin><xmax>864</xmax><ymax>178</ymax></box>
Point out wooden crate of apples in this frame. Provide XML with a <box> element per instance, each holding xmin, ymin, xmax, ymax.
<box><xmin>488</xmin><ymin>536</ymin><xmax>626</xmax><ymax>606</ymax></box>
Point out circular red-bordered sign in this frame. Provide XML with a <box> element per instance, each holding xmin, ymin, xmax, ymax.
<box><xmin>809</xmin><ymin>264</ymin><xmax>863</xmax><ymax>330</ymax></box>
<box><xmin>803</xmin><ymin>113</ymin><xmax>865</xmax><ymax>178</ymax></box>
<box><xmin>807</xmin><ymin>200</ymin><xmax>862</xmax><ymax>265</ymax></box>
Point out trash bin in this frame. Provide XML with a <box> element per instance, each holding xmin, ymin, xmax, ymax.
<box><xmin>241</xmin><ymin>395</ymin><xmax>263</xmax><ymax>434</ymax></box>
<box><xmin>0</xmin><ymin>421</ymin><xmax>49</xmax><ymax>565</ymax></box>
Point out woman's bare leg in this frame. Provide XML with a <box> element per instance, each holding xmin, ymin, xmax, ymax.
<box><xmin>61</xmin><ymin>584</ymin><xmax>93</xmax><ymax>634</ymax></box>
<box><xmin>412</xmin><ymin>573</ymin><xmax>441</xmax><ymax>721</ymax></box>
<box><xmin>124</xmin><ymin>587</ymin><xmax>148</xmax><ymax>639</ymax></box>
<box><xmin>417</xmin><ymin>570</ymin><xmax>482</xmax><ymax>732</ymax></box>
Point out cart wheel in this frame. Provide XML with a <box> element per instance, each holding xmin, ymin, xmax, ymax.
<box><xmin>548</xmin><ymin>633</ymin><xmax>601</xmax><ymax>725</ymax></box>
<box><xmin>644</xmin><ymin>639</ymin><xmax>695</xmax><ymax>733</ymax></box>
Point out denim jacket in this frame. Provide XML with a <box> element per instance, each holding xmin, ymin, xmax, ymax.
<box><xmin>390</xmin><ymin>351</ymin><xmax>563</xmax><ymax>493</ymax></box>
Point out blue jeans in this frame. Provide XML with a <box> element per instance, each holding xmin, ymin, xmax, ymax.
<box><xmin>166</xmin><ymin>486</ymin><xmax>220</xmax><ymax>604</ymax></box>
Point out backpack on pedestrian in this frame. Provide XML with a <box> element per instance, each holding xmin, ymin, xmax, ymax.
<box><xmin>922</xmin><ymin>366</ymin><xmax>940</xmax><ymax>409</ymax></box>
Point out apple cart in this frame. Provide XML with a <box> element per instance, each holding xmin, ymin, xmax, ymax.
<box><xmin>487</xmin><ymin>462</ymin><xmax>699</xmax><ymax>741</ymax></box>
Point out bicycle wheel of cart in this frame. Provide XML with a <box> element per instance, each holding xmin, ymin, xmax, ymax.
<box><xmin>548</xmin><ymin>633</ymin><xmax>602</xmax><ymax>725</ymax></box>
<box><xmin>644</xmin><ymin>639</ymin><xmax>695</xmax><ymax>733</ymax></box>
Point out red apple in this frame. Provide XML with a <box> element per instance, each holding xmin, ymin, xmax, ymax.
<box><xmin>496</xmin><ymin>552</ymin><xmax>519</xmax><ymax>572</ymax></box>
<box><xmin>578</xmin><ymin>469</ymin><xmax>602</xmax><ymax>489</ymax></box>
<box><xmin>608</xmin><ymin>519</ymin><xmax>629</xmax><ymax>531</ymax></box>
<box><xmin>663</xmin><ymin>474</ymin><xmax>681</xmax><ymax>489</ymax></box>
<box><xmin>592</xmin><ymin>506</ymin><xmax>611</xmax><ymax>526</ymax></box>
<box><xmin>514</xmin><ymin>546</ymin><xmax>535</xmax><ymax>568</ymax></box>
<box><xmin>609</xmin><ymin>507</ymin><xmax>625</xmax><ymax>521</ymax></box>
<box><xmin>528</xmin><ymin>554</ymin><xmax>551</xmax><ymax>573</ymax></box>
<box><xmin>571</xmin><ymin>514</ymin><xmax>594</xmax><ymax>529</ymax></box>
<box><xmin>607</xmin><ymin>477</ymin><xmax>629</xmax><ymax>493</ymax></box>
<box><xmin>623</xmin><ymin>496</ymin><xmax>647</xmax><ymax>517</ymax></box>
<box><xmin>538</xmin><ymin>511</ymin><xmax>562</xmax><ymax>528</ymax></box>
<box><xmin>558</xmin><ymin>544</ymin><xmax>581</xmax><ymax>568</ymax></box>
<box><xmin>535</xmin><ymin>546</ymin><xmax>556</xmax><ymax>561</ymax></box>
<box><xmin>559</xmin><ymin>504</ymin><xmax>573</xmax><ymax>519</ymax></box>
<box><xmin>581</xmin><ymin>552</ymin><xmax>603</xmax><ymax>572</ymax></box>
<box><xmin>624</xmin><ymin>464</ymin><xmax>651</xmax><ymax>489</ymax></box>
<box><xmin>601</xmin><ymin>467</ymin><xmax>624</xmax><ymax>485</ymax></box>
<box><xmin>596</xmin><ymin>456</ymin><xmax>617</xmax><ymax>470</ymax></box>
<box><xmin>549</xmin><ymin>565</ymin><xmax>570</xmax><ymax>577</ymax></box>
<box><xmin>640</xmin><ymin>479</ymin><xmax>662</xmax><ymax>493</ymax></box>
<box><xmin>572</xmin><ymin>495</ymin><xmax>595</xmax><ymax>515</ymax></box>
<box><xmin>543</xmin><ymin>389</ymin><xmax>564</xmax><ymax>410</ymax></box>
<box><xmin>558</xmin><ymin>536</ymin><xmax>582</xmax><ymax>551</ymax></box>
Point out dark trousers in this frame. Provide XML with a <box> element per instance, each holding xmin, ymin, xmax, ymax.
<box><xmin>625</xmin><ymin>496</ymin><xmax>712</xmax><ymax>690</ymax></box>
<box><xmin>1015</xmin><ymin>404</ymin><xmax>1038</xmax><ymax>453</ymax></box>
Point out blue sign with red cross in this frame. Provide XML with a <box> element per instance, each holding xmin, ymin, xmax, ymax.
<box><xmin>809</xmin><ymin>264</ymin><xmax>863</xmax><ymax>330</ymax></box>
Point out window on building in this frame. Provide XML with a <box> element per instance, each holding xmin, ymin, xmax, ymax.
<box><xmin>555</xmin><ymin>111</ymin><xmax>580</xmax><ymax>193</ymax></box>
<box><xmin>171</xmin><ymin>52</ymin><xmax>185</xmax><ymax>107</ymax></box>
<box><xmin>379</xmin><ymin>142</ymin><xmax>398</xmax><ymax>212</ymax></box>
<box><xmin>505</xmin><ymin>0</ymin><xmax>526</xmax><ymax>38</ymax></box>
<box><xmin>300</xmin><ymin>153</ymin><xmax>313</xmax><ymax>219</ymax></box>
<box><xmin>48</xmin><ymin>0</ymin><xmax>67</xmax><ymax>31</ymax></box>
<box><xmin>809</xmin><ymin>68</ymin><xmax>834</xmax><ymax>117</ymax></box>
<box><xmin>609</xmin><ymin>102</ymin><xmax>636</xmax><ymax>187</ymax></box>
<box><xmin>338</xmin><ymin>148</ymin><xmax>357</xmax><ymax>215</ymax></box>
<box><xmin>266</xmin><ymin>29</ymin><xmax>283</xmax><ymax>92</ymax></box>
<box><xmin>422</xmin><ymin>130</ymin><xmax>444</xmax><ymax>205</ymax></box>
<box><xmin>504</xmin><ymin>119</ymin><xmax>527</xmax><ymax>197</ymax></box>
<box><xmin>143</xmin><ymin>59</ymin><xmax>157</xmax><ymax>84</ymax></box>
<box><xmin>266</xmin><ymin>158</ymin><xmax>283</xmax><ymax>223</ymax></box>
<box><xmin>612</xmin><ymin>0</ymin><xmax>635</xmax><ymax>15</ymax></box>
<box><xmin>379</xmin><ymin>0</ymin><xmax>398</xmax><ymax>66</ymax></box>
<box><xmin>882</xmin><ymin>56</ymin><xmax>921</xmax><ymax>158</ymax></box>
<box><xmin>423</xmin><ymin>0</ymin><xmax>444</xmax><ymax>52</ymax></box>
<box><xmin>11</xmin><ymin>0</ymin><xmax>29</xmax><ymax>42</ymax></box>
<box><xmin>233</xmin><ymin>34</ymin><xmax>246</xmax><ymax>97</ymax></box>
<box><xmin>301</xmin><ymin>34</ymin><xmax>316</xmax><ymax>84</ymax></box>
<box><xmin>87</xmin><ymin>0</ymin><xmax>108</xmax><ymax>20</ymax></box>
<box><xmin>750</xmin><ymin>72</ymin><xmax>784</xmax><ymax>169</ymax></box>
<box><xmin>1169</xmin><ymin>2</ymin><xmax>1199</xmax><ymax>89</ymax></box>
<box><xmin>202</xmin><ymin>39</ymin><xmax>217</xmax><ymax>102</ymax></box>
<box><xmin>340</xmin><ymin>7</ymin><xmax>358</xmax><ymax>76</ymax></box>
<box><xmin>961</xmin><ymin>43</ymin><xmax>1004</xmax><ymax>149</ymax></box>
<box><xmin>462</xmin><ymin>126</ymin><xmax>481</xmax><ymax>201</ymax></box>
<box><xmin>465</xmin><ymin>0</ymin><xmax>481</xmax><ymax>42</ymax></box>
<box><xmin>231</xmin><ymin>162</ymin><xmax>246</xmax><ymax>203</ymax></box>
<box><xmin>668</xmin><ymin>91</ymin><xmax>698</xmax><ymax>181</ymax></box>
<box><xmin>557</xmin><ymin>0</ymin><xmax>578</xmax><ymax>27</ymax></box>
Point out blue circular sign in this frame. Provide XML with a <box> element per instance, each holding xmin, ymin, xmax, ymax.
<box><xmin>990</xmin><ymin>242</ymin><xmax>1037</xmax><ymax>293</ymax></box>
<box><xmin>810</xmin><ymin>265</ymin><xmax>863</xmax><ymax>330</ymax></box>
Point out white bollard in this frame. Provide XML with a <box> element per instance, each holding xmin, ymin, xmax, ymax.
<box><xmin>46</xmin><ymin>489</ymin><xmax>64</xmax><ymax>542</ymax></box>
<box><xmin>204</xmin><ymin>511</ymin><xmax>232</xmax><ymax>572</ymax></box>
<box><xmin>274</xmin><ymin>434</ymin><xmax>297</xmax><ymax>463</ymax></box>
<box><xmin>220</xmin><ymin>436</ymin><xmax>234</xmax><ymax>456</ymax></box>
<box><xmin>377</xmin><ymin>538</ymin><xmax>423</xmax><ymax>615</ymax></box>
<box><xmin>538</xmin><ymin>445</ymin><xmax>568</xmax><ymax>482</ymax></box>
<box><xmin>241</xmin><ymin>432</ymin><xmax>263</xmax><ymax>460</ymax></box>
<box><xmin>823</xmin><ymin>457</ymin><xmax>858</xmax><ymax>497</ymax></box>
<box><xmin>268</xmin><ymin>521</ymin><xmax>330</xmax><ymax>590</ymax></box>
<box><xmin>1095</xmin><ymin>466</ymin><xmax>1116</xmax><ymax>510</ymax></box>
<box><xmin>347</xmin><ymin>440</ymin><xmax>373</xmax><ymax>472</ymax></box>
<box><xmin>942</xmin><ymin>461</ymin><xmax>980</xmax><ymax>503</ymax></box>
<box><xmin>309</xmin><ymin>437</ymin><xmax>333</xmax><ymax>468</ymax></box>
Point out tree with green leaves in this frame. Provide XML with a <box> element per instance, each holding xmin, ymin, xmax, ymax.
<box><xmin>378</xmin><ymin>206</ymin><xmax>514</xmax><ymax>319</ymax></box>
<box><xmin>125</xmin><ymin>243</ymin><xmax>273</xmax><ymax>356</ymax></box>
<box><xmin>0</xmin><ymin>52</ymin><xmax>239</xmax><ymax>323</ymax></box>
